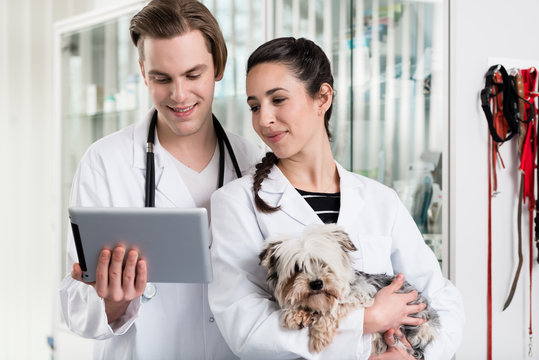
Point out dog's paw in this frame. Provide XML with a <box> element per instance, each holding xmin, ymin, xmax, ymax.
<box><xmin>309</xmin><ymin>335</ymin><xmax>331</xmax><ymax>353</ymax></box>
<box><xmin>282</xmin><ymin>309</ymin><xmax>313</xmax><ymax>329</ymax></box>
<box><xmin>307</xmin><ymin>315</ymin><xmax>337</xmax><ymax>352</ymax></box>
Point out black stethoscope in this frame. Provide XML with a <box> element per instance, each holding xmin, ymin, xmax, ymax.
<box><xmin>144</xmin><ymin>109</ymin><xmax>242</xmax><ymax>207</ymax></box>
<box><xmin>142</xmin><ymin>109</ymin><xmax>242</xmax><ymax>301</ymax></box>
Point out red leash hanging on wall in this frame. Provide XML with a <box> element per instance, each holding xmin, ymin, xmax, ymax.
<box><xmin>520</xmin><ymin>67</ymin><xmax>537</xmax><ymax>357</ymax></box>
<box><xmin>481</xmin><ymin>64</ymin><xmax>519</xmax><ymax>360</ymax></box>
<box><xmin>481</xmin><ymin>64</ymin><xmax>538</xmax><ymax>358</ymax></box>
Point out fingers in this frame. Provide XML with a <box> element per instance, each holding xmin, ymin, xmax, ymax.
<box><xmin>402</xmin><ymin>315</ymin><xmax>426</xmax><ymax>327</ymax></box>
<box><xmin>95</xmin><ymin>246</ymin><xmax>145</xmax><ymax>302</ymax></box>
<box><xmin>407</xmin><ymin>301</ymin><xmax>426</xmax><ymax>314</ymax></box>
<box><xmin>404</xmin><ymin>301</ymin><xmax>427</xmax><ymax>326</ymax></box>
<box><xmin>71</xmin><ymin>263</ymin><xmax>83</xmax><ymax>281</ymax></box>
<box><xmin>388</xmin><ymin>273</ymin><xmax>405</xmax><ymax>292</ymax></box>
<box><xmin>108</xmin><ymin>246</ymin><xmax>127</xmax><ymax>301</ymax></box>
<box><xmin>393</xmin><ymin>328</ymin><xmax>412</xmax><ymax>348</ymax></box>
<box><xmin>123</xmin><ymin>250</ymin><xmax>147</xmax><ymax>298</ymax></box>
<box><xmin>95</xmin><ymin>248</ymin><xmax>112</xmax><ymax>297</ymax></box>
<box><xmin>134</xmin><ymin>259</ymin><xmax>147</xmax><ymax>296</ymax></box>
<box><xmin>383</xmin><ymin>328</ymin><xmax>397</xmax><ymax>347</ymax></box>
<box><xmin>122</xmin><ymin>249</ymin><xmax>138</xmax><ymax>293</ymax></box>
<box><xmin>370</xmin><ymin>329</ymin><xmax>415</xmax><ymax>360</ymax></box>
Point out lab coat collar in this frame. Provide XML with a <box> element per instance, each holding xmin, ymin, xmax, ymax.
<box><xmin>261</xmin><ymin>165</ymin><xmax>321</xmax><ymax>226</ymax></box>
<box><xmin>335</xmin><ymin>163</ymin><xmax>365</xmax><ymax>231</ymax></box>
<box><xmin>260</xmin><ymin>161</ymin><xmax>364</xmax><ymax>227</ymax></box>
<box><xmin>132</xmin><ymin>107</ymin><xmax>196</xmax><ymax>207</ymax></box>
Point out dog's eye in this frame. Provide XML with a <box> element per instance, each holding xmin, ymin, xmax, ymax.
<box><xmin>294</xmin><ymin>263</ymin><xmax>302</xmax><ymax>273</ymax></box>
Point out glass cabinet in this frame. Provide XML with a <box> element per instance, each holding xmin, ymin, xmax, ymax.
<box><xmin>55</xmin><ymin>2</ymin><xmax>147</xmax><ymax>275</ymax></box>
<box><xmin>56</xmin><ymin>0</ymin><xmax>447</xmax><ymax>275</ymax></box>
<box><xmin>203</xmin><ymin>0</ymin><xmax>447</xmax><ymax>272</ymax></box>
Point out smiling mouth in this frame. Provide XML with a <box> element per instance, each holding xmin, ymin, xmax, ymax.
<box><xmin>169</xmin><ymin>104</ymin><xmax>196</xmax><ymax>112</ymax></box>
<box><xmin>266</xmin><ymin>131</ymin><xmax>287</xmax><ymax>143</ymax></box>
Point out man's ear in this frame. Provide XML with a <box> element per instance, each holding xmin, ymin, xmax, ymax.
<box><xmin>215</xmin><ymin>64</ymin><xmax>225</xmax><ymax>82</ymax></box>
<box><xmin>139</xmin><ymin>59</ymin><xmax>148</xmax><ymax>86</ymax></box>
<box><xmin>317</xmin><ymin>83</ymin><xmax>333</xmax><ymax>115</ymax></box>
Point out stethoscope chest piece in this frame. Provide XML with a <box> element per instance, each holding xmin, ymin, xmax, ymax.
<box><xmin>142</xmin><ymin>282</ymin><xmax>157</xmax><ymax>302</ymax></box>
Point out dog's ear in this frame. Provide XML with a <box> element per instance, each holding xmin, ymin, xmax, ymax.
<box><xmin>258</xmin><ymin>246</ymin><xmax>270</xmax><ymax>266</ymax></box>
<box><xmin>259</xmin><ymin>240</ymin><xmax>281</xmax><ymax>292</ymax></box>
<box><xmin>331</xmin><ymin>229</ymin><xmax>357</xmax><ymax>253</ymax></box>
<box><xmin>259</xmin><ymin>240</ymin><xmax>281</xmax><ymax>268</ymax></box>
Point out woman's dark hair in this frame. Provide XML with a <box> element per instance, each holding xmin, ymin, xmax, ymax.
<box><xmin>248</xmin><ymin>37</ymin><xmax>334</xmax><ymax>213</ymax></box>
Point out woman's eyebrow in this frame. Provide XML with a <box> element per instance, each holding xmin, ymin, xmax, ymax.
<box><xmin>247</xmin><ymin>87</ymin><xmax>289</xmax><ymax>102</ymax></box>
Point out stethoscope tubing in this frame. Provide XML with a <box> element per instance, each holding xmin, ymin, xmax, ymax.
<box><xmin>144</xmin><ymin>109</ymin><xmax>241</xmax><ymax>207</ymax></box>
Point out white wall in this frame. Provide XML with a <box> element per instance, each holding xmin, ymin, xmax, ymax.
<box><xmin>450</xmin><ymin>0</ymin><xmax>539</xmax><ymax>359</ymax></box>
<box><xmin>1</xmin><ymin>1</ymin><xmax>56</xmax><ymax>359</ymax></box>
<box><xmin>0</xmin><ymin>1</ymin><xmax>139</xmax><ymax>359</ymax></box>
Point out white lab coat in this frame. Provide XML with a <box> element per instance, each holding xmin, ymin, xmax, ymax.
<box><xmin>59</xmin><ymin>108</ymin><xmax>263</xmax><ymax>360</ymax></box>
<box><xmin>209</xmin><ymin>163</ymin><xmax>464</xmax><ymax>360</ymax></box>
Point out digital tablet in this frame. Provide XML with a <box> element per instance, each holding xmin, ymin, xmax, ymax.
<box><xmin>68</xmin><ymin>207</ymin><xmax>212</xmax><ymax>283</ymax></box>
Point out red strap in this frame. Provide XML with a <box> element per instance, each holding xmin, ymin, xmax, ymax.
<box><xmin>493</xmin><ymin>72</ymin><xmax>509</xmax><ymax>141</ymax></box>
<box><xmin>521</xmin><ymin>67</ymin><xmax>537</xmax><ymax>356</ymax></box>
<box><xmin>529</xmin><ymin>208</ymin><xmax>533</xmax><ymax>336</ymax></box>
<box><xmin>487</xmin><ymin>134</ymin><xmax>493</xmax><ymax>360</ymax></box>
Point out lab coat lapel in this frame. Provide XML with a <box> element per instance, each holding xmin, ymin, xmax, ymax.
<box><xmin>154</xmin><ymin>157</ymin><xmax>195</xmax><ymax>207</ymax></box>
<box><xmin>336</xmin><ymin>163</ymin><xmax>364</xmax><ymax>234</ymax></box>
<box><xmin>261</xmin><ymin>166</ymin><xmax>322</xmax><ymax>226</ymax></box>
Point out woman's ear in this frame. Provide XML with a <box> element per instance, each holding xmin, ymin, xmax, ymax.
<box><xmin>317</xmin><ymin>83</ymin><xmax>333</xmax><ymax>116</ymax></box>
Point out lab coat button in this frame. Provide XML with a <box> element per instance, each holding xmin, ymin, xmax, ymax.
<box><xmin>142</xmin><ymin>282</ymin><xmax>157</xmax><ymax>302</ymax></box>
<box><xmin>209</xmin><ymin>317</ymin><xmax>215</xmax><ymax>323</ymax></box>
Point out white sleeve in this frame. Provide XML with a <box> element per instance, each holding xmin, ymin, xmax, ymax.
<box><xmin>58</xmin><ymin>157</ymin><xmax>141</xmax><ymax>339</ymax></box>
<box><xmin>389</xmin><ymin>193</ymin><xmax>465</xmax><ymax>359</ymax></box>
<box><xmin>209</xmin><ymin>187</ymin><xmax>372</xmax><ymax>359</ymax></box>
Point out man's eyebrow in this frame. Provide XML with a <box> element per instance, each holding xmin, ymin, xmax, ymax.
<box><xmin>147</xmin><ymin>70</ymin><xmax>169</xmax><ymax>77</ymax></box>
<box><xmin>147</xmin><ymin>64</ymin><xmax>208</xmax><ymax>77</ymax></box>
<box><xmin>185</xmin><ymin>64</ymin><xmax>207</xmax><ymax>73</ymax></box>
<box><xmin>247</xmin><ymin>88</ymin><xmax>289</xmax><ymax>102</ymax></box>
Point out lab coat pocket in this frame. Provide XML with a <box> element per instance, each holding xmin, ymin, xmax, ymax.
<box><xmin>350</xmin><ymin>234</ymin><xmax>393</xmax><ymax>274</ymax></box>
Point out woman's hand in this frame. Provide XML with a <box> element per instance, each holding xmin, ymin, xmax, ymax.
<box><xmin>71</xmin><ymin>246</ymin><xmax>147</xmax><ymax>323</ymax></box>
<box><xmin>369</xmin><ymin>329</ymin><xmax>416</xmax><ymax>359</ymax></box>
<box><xmin>363</xmin><ymin>273</ymin><xmax>426</xmax><ymax>334</ymax></box>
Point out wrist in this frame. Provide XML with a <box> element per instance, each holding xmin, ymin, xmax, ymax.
<box><xmin>363</xmin><ymin>306</ymin><xmax>382</xmax><ymax>334</ymax></box>
<box><xmin>104</xmin><ymin>298</ymin><xmax>132</xmax><ymax>324</ymax></box>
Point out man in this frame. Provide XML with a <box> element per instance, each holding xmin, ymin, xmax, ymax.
<box><xmin>59</xmin><ymin>0</ymin><xmax>262</xmax><ymax>358</ymax></box>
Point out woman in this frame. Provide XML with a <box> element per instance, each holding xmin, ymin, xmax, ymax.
<box><xmin>209</xmin><ymin>37</ymin><xmax>464</xmax><ymax>359</ymax></box>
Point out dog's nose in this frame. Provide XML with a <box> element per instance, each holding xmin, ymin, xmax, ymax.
<box><xmin>309</xmin><ymin>279</ymin><xmax>323</xmax><ymax>291</ymax></box>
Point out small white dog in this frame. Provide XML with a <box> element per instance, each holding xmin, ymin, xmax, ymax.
<box><xmin>258</xmin><ymin>223</ymin><xmax>439</xmax><ymax>358</ymax></box>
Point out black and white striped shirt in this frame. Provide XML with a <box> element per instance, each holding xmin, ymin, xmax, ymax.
<box><xmin>296</xmin><ymin>189</ymin><xmax>341</xmax><ymax>224</ymax></box>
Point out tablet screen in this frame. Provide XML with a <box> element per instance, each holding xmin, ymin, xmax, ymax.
<box><xmin>68</xmin><ymin>207</ymin><xmax>212</xmax><ymax>283</ymax></box>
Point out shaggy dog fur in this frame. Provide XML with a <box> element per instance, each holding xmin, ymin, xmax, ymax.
<box><xmin>258</xmin><ymin>223</ymin><xmax>439</xmax><ymax>358</ymax></box>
